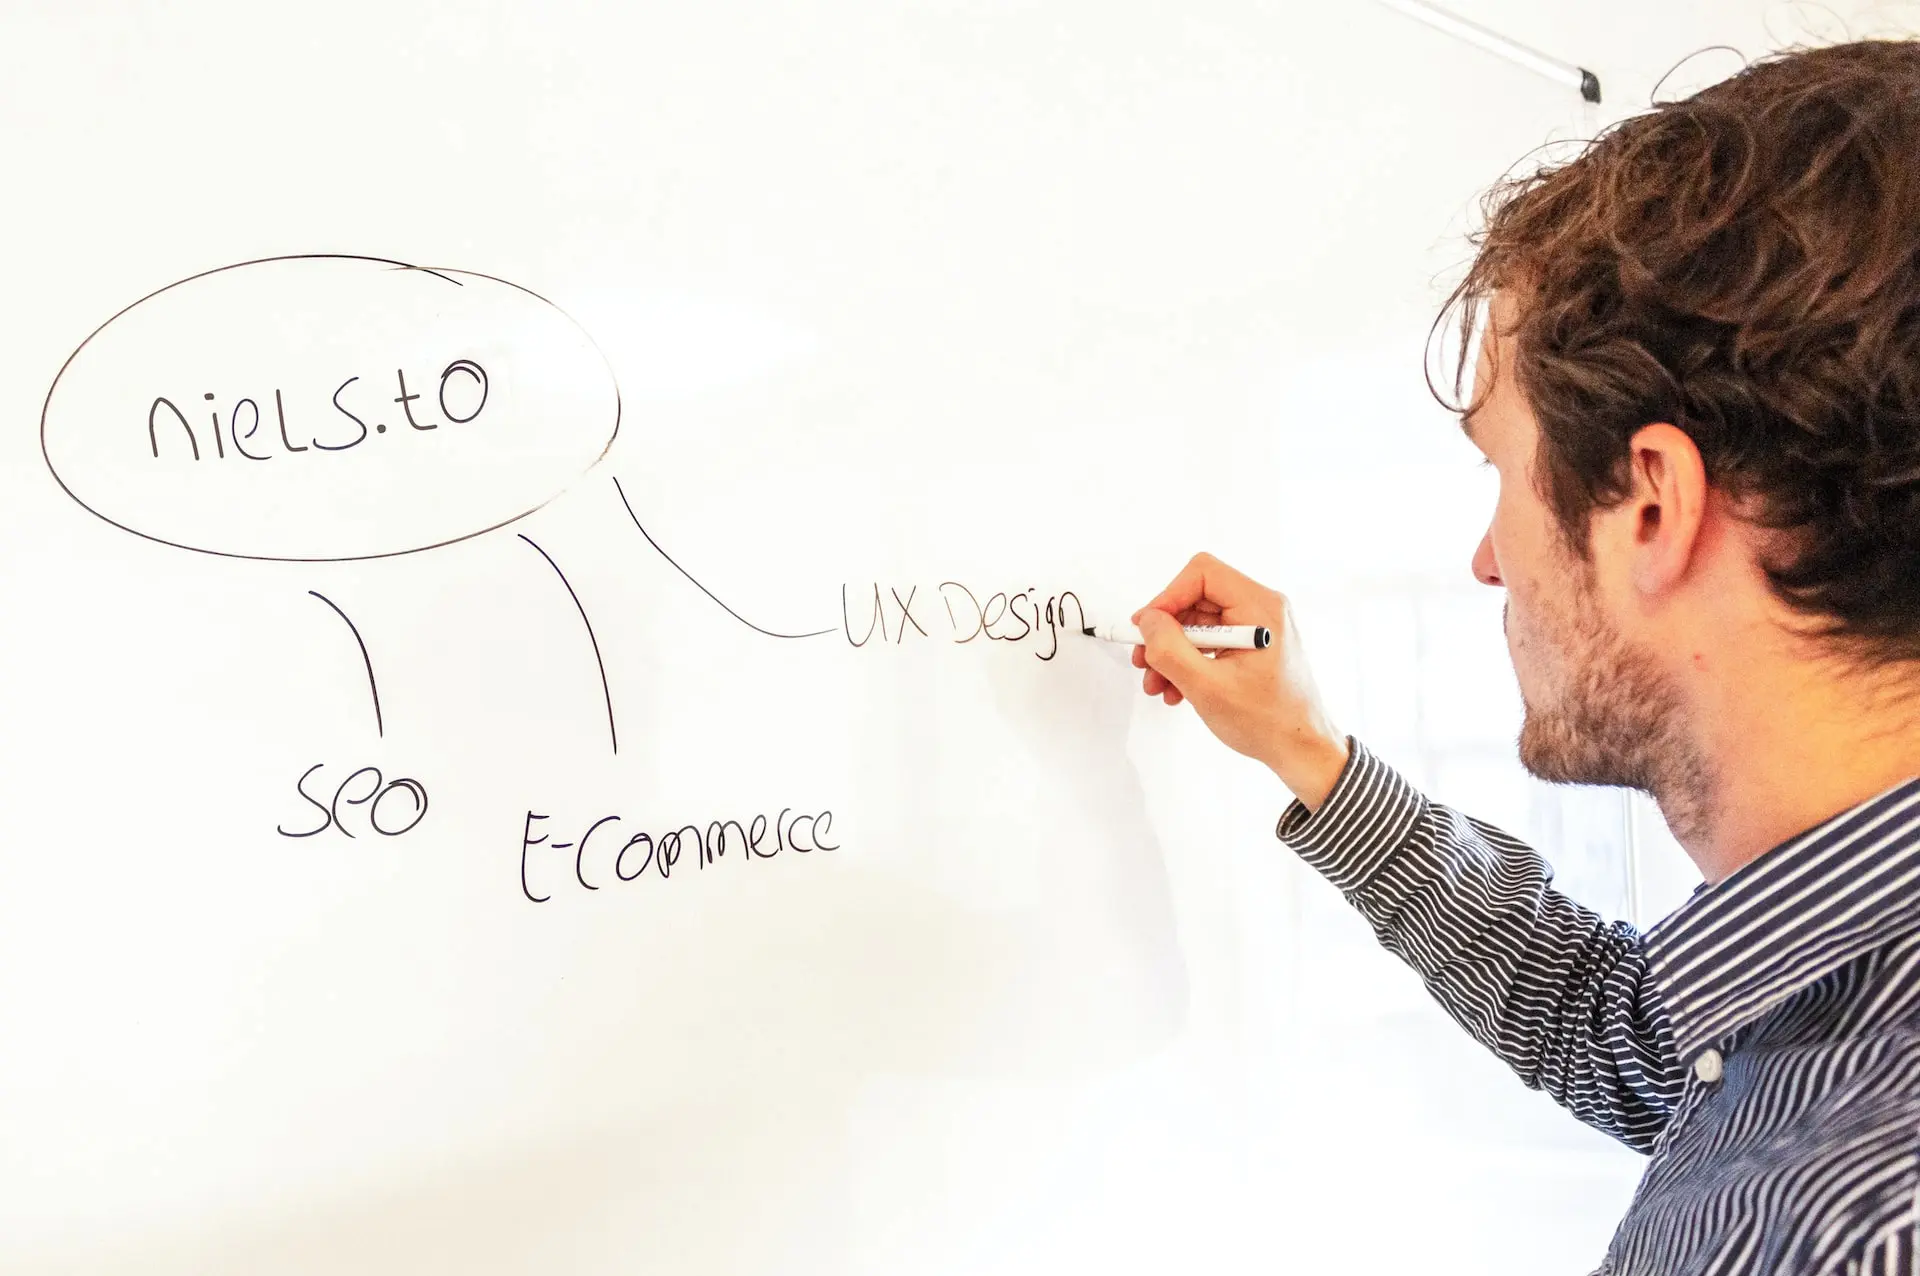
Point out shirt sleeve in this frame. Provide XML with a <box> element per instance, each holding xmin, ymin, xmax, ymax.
<box><xmin>1278</xmin><ymin>739</ymin><xmax>1684</xmax><ymax>1152</ymax></box>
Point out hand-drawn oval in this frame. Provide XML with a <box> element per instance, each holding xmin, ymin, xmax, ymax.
<box><xmin>40</xmin><ymin>255</ymin><xmax>621</xmax><ymax>561</ymax></box>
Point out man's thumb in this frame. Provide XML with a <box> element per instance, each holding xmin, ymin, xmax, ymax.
<box><xmin>1135</xmin><ymin>609</ymin><xmax>1210</xmax><ymax>696</ymax></box>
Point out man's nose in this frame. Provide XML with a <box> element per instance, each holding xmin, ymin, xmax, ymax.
<box><xmin>1472</xmin><ymin>529</ymin><xmax>1503</xmax><ymax>587</ymax></box>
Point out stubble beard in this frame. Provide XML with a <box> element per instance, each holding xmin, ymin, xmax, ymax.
<box><xmin>1512</xmin><ymin>569</ymin><xmax>1713</xmax><ymax>836</ymax></box>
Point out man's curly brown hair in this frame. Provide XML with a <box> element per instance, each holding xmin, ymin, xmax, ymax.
<box><xmin>1439</xmin><ymin>39</ymin><xmax>1920</xmax><ymax>662</ymax></box>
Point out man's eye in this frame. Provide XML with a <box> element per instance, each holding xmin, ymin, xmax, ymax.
<box><xmin>1476</xmin><ymin>457</ymin><xmax>1495</xmax><ymax>471</ymax></box>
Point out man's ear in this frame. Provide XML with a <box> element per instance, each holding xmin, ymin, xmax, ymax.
<box><xmin>1619</xmin><ymin>422</ymin><xmax>1708</xmax><ymax>595</ymax></box>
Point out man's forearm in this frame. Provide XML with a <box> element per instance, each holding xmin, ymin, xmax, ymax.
<box><xmin>1278</xmin><ymin>739</ymin><xmax>1684</xmax><ymax>1150</ymax></box>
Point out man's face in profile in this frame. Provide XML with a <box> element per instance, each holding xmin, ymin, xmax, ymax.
<box><xmin>1468</xmin><ymin>299</ymin><xmax>1678</xmax><ymax>794</ymax></box>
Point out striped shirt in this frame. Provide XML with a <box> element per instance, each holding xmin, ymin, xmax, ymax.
<box><xmin>1277</xmin><ymin>740</ymin><xmax>1920</xmax><ymax>1275</ymax></box>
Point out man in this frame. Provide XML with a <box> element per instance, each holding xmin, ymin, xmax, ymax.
<box><xmin>1132</xmin><ymin>39</ymin><xmax>1920</xmax><ymax>1276</ymax></box>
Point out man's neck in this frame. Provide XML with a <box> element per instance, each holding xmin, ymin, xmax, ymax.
<box><xmin>1665</xmin><ymin>657</ymin><xmax>1920</xmax><ymax>885</ymax></box>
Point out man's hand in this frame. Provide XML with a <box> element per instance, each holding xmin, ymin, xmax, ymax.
<box><xmin>1132</xmin><ymin>553</ymin><xmax>1350</xmax><ymax>812</ymax></box>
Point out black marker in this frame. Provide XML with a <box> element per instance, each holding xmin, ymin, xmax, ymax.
<box><xmin>1082</xmin><ymin>623</ymin><xmax>1270</xmax><ymax>650</ymax></box>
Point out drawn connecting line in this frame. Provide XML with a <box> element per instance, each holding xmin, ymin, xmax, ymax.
<box><xmin>519</xmin><ymin>533</ymin><xmax>619</xmax><ymax>755</ymax></box>
<box><xmin>308</xmin><ymin>589</ymin><xmax>384</xmax><ymax>737</ymax></box>
<box><xmin>611</xmin><ymin>475</ymin><xmax>834</xmax><ymax>640</ymax></box>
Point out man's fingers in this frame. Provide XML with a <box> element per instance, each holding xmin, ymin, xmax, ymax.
<box><xmin>1135</xmin><ymin>608</ymin><xmax>1211</xmax><ymax>699</ymax></box>
<box><xmin>1141</xmin><ymin>552</ymin><xmax>1269</xmax><ymax>617</ymax></box>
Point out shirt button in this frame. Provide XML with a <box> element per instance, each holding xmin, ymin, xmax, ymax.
<box><xmin>1694</xmin><ymin>1049</ymin><xmax>1724</xmax><ymax>1085</ymax></box>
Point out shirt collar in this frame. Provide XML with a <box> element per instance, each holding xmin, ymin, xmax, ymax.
<box><xmin>1644</xmin><ymin>777</ymin><xmax>1920</xmax><ymax>1064</ymax></box>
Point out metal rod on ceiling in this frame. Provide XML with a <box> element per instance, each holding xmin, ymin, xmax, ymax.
<box><xmin>1375</xmin><ymin>0</ymin><xmax>1602</xmax><ymax>103</ymax></box>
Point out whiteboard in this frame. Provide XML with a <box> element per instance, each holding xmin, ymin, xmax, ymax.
<box><xmin>0</xmin><ymin>3</ymin><xmax>1650</xmax><ymax>1272</ymax></box>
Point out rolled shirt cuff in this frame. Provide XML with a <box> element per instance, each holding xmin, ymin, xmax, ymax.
<box><xmin>1275</xmin><ymin>738</ymin><xmax>1427</xmax><ymax>896</ymax></box>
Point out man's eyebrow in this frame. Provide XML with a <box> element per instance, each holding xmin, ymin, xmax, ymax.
<box><xmin>1458</xmin><ymin>409</ymin><xmax>1479</xmax><ymax>442</ymax></box>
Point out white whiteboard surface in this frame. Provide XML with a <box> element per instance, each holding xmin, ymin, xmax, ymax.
<box><xmin>0</xmin><ymin>3</ymin><xmax>1818</xmax><ymax>1272</ymax></box>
